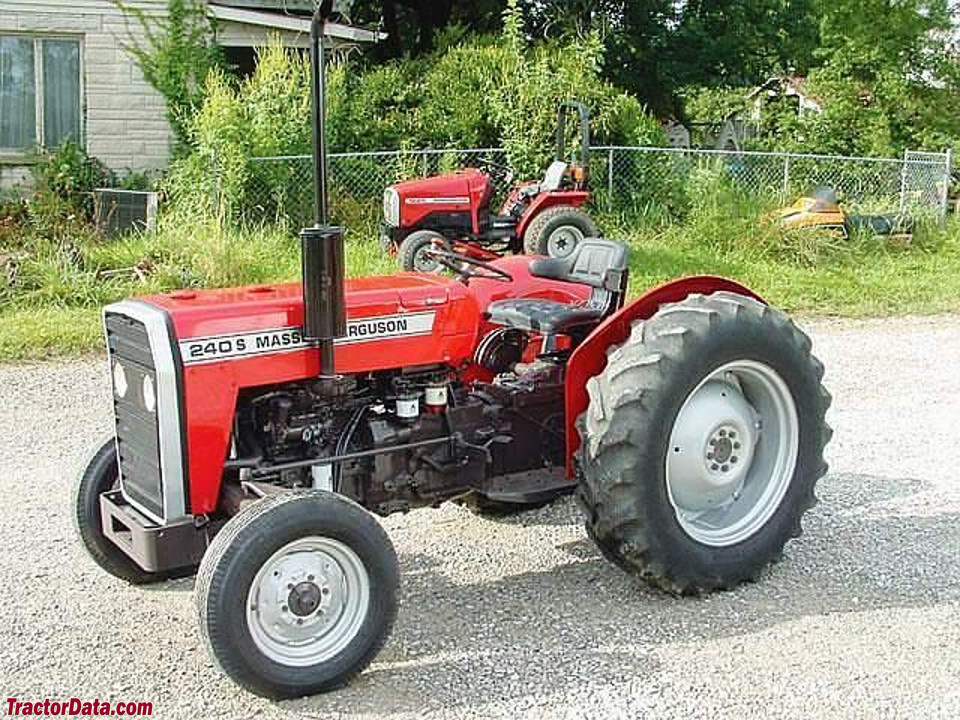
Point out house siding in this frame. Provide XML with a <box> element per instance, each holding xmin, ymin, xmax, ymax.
<box><xmin>1</xmin><ymin>1</ymin><xmax>173</xmax><ymax>174</ymax></box>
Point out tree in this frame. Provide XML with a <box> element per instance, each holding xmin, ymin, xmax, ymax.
<box><xmin>350</xmin><ymin>0</ymin><xmax>508</xmax><ymax>58</ymax></box>
<box><xmin>782</xmin><ymin>0</ymin><xmax>960</xmax><ymax>153</ymax></box>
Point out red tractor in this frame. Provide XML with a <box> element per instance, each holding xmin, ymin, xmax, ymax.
<box><xmin>75</xmin><ymin>4</ymin><xmax>831</xmax><ymax>700</ymax></box>
<box><xmin>382</xmin><ymin>102</ymin><xmax>598</xmax><ymax>271</ymax></box>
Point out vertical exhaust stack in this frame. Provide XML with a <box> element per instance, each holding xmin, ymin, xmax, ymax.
<box><xmin>301</xmin><ymin>0</ymin><xmax>346</xmax><ymax>377</ymax></box>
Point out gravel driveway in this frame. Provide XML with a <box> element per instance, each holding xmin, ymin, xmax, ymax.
<box><xmin>1</xmin><ymin>315</ymin><xmax>958</xmax><ymax>719</ymax></box>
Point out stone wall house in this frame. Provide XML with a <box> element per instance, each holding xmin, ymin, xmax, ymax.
<box><xmin>0</xmin><ymin>1</ymin><xmax>381</xmax><ymax>188</ymax></box>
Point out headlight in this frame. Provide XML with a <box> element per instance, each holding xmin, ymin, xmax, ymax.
<box><xmin>113</xmin><ymin>361</ymin><xmax>128</xmax><ymax>399</ymax></box>
<box><xmin>383</xmin><ymin>188</ymin><xmax>400</xmax><ymax>226</ymax></box>
<box><xmin>141</xmin><ymin>374</ymin><xmax>156</xmax><ymax>413</ymax></box>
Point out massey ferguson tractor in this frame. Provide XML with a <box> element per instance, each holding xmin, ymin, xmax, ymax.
<box><xmin>75</xmin><ymin>2</ymin><xmax>831</xmax><ymax>700</ymax></box>
<box><xmin>382</xmin><ymin>102</ymin><xmax>598</xmax><ymax>271</ymax></box>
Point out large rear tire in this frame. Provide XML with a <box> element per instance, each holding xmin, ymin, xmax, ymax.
<box><xmin>522</xmin><ymin>205</ymin><xmax>598</xmax><ymax>258</ymax></box>
<box><xmin>195</xmin><ymin>491</ymin><xmax>399</xmax><ymax>698</ymax></box>
<box><xmin>73</xmin><ymin>437</ymin><xmax>161</xmax><ymax>584</ymax></box>
<box><xmin>576</xmin><ymin>292</ymin><xmax>831</xmax><ymax>594</ymax></box>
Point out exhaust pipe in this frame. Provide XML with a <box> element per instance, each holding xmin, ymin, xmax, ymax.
<box><xmin>301</xmin><ymin>0</ymin><xmax>346</xmax><ymax>377</ymax></box>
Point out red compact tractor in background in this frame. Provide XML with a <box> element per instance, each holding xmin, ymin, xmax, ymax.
<box><xmin>382</xmin><ymin>102</ymin><xmax>598</xmax><ymax>271</ymax></box>
<box><xmin>75</xmin><ymin>2</ymin><xmax>831</xmax><ymax>701</ymax></box>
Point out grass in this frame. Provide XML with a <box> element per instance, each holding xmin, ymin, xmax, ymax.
<box><xmin>3</xmin><ymin>202</ymin><xmax>960</xmax><ymax>361</ymax></box>
<box><xmin>610</xmin><ymin>214</ymin><xmax>960</xmax><ymax>316</ymax></box>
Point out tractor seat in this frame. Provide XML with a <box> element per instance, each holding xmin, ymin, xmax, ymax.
<box><xmin>487</xmin><ymin>238</ymin><xmax>629</xmax><ymax>337</ymax></box>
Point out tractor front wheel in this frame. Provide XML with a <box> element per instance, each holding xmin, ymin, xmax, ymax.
<box><xmin>195</xmin><ymin>491</ymin><xmax>399</xmax><ymax>698</ymax></box>
<box><xmin>523</xmin><ymin>205</ymin><xmax>598</xmax><ymax>258</ymax></box>
<box><xmin>576</xmin><ymin>292</ymin><xmax>831</xmax><ymax>594</ymax></box>
<box><xmin>398</xmin><ymin>230</ymin><xmax>447</xmax><ymax>272</ymax></box>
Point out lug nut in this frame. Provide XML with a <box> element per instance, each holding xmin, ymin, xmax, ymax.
<box><xmin>281</xmin><ymin>605</ymin><xmax>288</xmax><ymax>612</ymax></box>
<box><xmin>721</xmin><ymin>464</ymin><xmax>729</xmax><ymax>472</ymax></box>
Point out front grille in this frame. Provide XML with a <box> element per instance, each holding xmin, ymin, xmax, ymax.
<box><xmin>105</xmin><ymin>312</ymin><xmax>164</xmax><ymax>520</ymax></box>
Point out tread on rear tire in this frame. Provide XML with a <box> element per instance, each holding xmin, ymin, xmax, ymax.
<box><xmin>522</xmin><ymin>205</ymin><xmax>598</xmax><ymax>257</ymax></box>
<box><xmin>576</xmin><ymin>292</ymin><xmax>831</xmax><ymax>594</ymax></box>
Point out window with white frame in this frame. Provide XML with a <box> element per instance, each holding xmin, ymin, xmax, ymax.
<box><xmin>0</xmin><ymin>34</ymin><xmax>82</xmax><ymax>153</ymax></box>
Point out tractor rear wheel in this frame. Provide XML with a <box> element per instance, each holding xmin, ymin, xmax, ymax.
<box><xmin>576</xmin><ymin>292</ymin><xmax>831</xmax><ymax>594</ymax></box>
<box><xmin>523</xmin><ymin>205</ymin><xmax>598</xmax><ymax>258</ymax></box>
<box><xmin>195</xmin><ymin>490</ymin><xmax>399</xmax><ymax>698</ymax></box>
<box><xmin>73</xmin><ymin>437</ymin><xmax>162</xmax><ymax>584</ymax></box>
<box><xmin>398</xmin><ymin>230</ymin><xmax>446</xmax><ymax>272</ymax></box>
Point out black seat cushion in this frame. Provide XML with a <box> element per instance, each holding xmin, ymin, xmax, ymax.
<box><xmin>486</xmin><ymin>298</ymin><xmax>604</xmax><ymax>335</ymax></box>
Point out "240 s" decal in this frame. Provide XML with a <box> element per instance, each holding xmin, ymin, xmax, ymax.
<box><xmin>178</xmin><ymin>312</ymin><xmax>436</xmax><ymax>365</ymax></box>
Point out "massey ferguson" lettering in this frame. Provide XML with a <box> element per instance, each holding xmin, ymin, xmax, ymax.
<box><xmin>178</xmin><ymin>312</ymin><xmax>436</xmax><ymax>364</ymax></box>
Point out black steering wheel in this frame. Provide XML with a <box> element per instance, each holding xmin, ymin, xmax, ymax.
<box><xmin>421</xmin><ymin>246</ymin><xmax>514</xmax><ymax>283</ymax></box>
<box><xmin>476</xmin><ymin>157</ymin><xmax>514</xmax><ymax>188</ymax></box>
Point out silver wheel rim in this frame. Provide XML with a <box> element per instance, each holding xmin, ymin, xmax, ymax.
<box><xmin>665</xmin><ymin>360</ymin><xmax>799</xmax><ymax>547</ymax></box>
<box><xmin>246</xmin><ymin>536</ymin><xmax>370</xmax><ymax>667</ymax></box>
<box><xmin>546</xmin><ymin>225</ymin><xmax>584</xmax><ymax>258</ymax></box>
<box><xmin>413</xmin><ymin>243</ymin><xmax>441</xmax><ymax>272</ymax></box>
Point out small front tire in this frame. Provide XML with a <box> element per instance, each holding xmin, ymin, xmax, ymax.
<box><xmin>195</xmin><ymin>491</ymin><xmax>399</xmax><ymax>699</ymax></box>
<box><xmin>398</xmin><ymin>230</ymin><xmax>447</xmax><ymax>272</ymax></box>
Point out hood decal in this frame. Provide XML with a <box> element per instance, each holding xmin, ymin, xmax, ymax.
<box><xmin>179</xmin><ymin>311</ymin><xmax>437</xmax><ymax>365</ymax></box>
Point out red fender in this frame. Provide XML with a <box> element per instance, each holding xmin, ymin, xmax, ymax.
<box><xmin>564</xmin><ymin>276</ymin><xmax>766</xmax><ymax>477</ymax></box>
<box><xmin>516</xmin><ymin>190</ymin><xmax>590</xmax><ymax>238</ymax></box>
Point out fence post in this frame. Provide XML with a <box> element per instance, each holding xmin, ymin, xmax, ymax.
<box><xmin>940</xmin><ymin>148</ymin><xmax>953</xmax><ymax>219</ymax></box>
<box><xmin>607</xmin><ymin>147</ymin><xmax>614</xmax><ymax>199</ymax></box>
<box><xmin>782</xmin><ymin>155</ymin><xmax>791</xmax><ymax>199</ymax></box>
<box><xmin>898</xmin><ymin>148</ymin><xmax>909</xmax><ymax>214</ymax></box>
<box><xmin>421</xmin><ymin>149</ymin><xmax>429</xmax><ymax>177</ymax></box>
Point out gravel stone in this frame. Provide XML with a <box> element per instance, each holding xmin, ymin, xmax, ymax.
<box><xmin>1</xmin><ymin>314</ymin><xmax>958</xmax><ymax>719</ymax></box>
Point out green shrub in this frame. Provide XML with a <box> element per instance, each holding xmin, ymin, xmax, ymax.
<box><xmin>165</xmin><ymin>13</ymin><xmax>667</xmax><ymax>227</ymax></box>
<box><xmin>31</xmin><ymin>140</ymin><xmax>113</xmax><ymax>223</ymax></box>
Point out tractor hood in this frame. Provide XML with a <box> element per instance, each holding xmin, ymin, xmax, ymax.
<box><xmin>389</xmin><ymin>167</ymin><xmax>489</xmax><ymax>203</ymax></box>
<box><xmin>140</xmin><ymin>273</ymin><xmax>480</xmax><ymax>374</ymax></box>
<box><xmin>386</xmin><ymin>168</ymin><xmax>492</xmax><ymax>233</ymax></box>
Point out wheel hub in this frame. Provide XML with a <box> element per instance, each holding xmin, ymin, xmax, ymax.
<box><xmin>547</xmin><ymin>225</ymin><xmax>585</xmax><ymax>258</ymax></box>
<box><xmin>288</xmin><ymin>581</ymin><xmax>322</xmax><ymax>617</ymax></box>
<box><xmin>667</xmin><ymin>380</ymin><xmax>757</xmax><ymax>512</ymax></box>
<box><xmin>246</xmin><ymin>537</ymin><xmax>370</xmax><ymax>667</ymax></box>
<box><xmin>664</xmin><ymin>360</ymin><xmax>800</xmax><ymax>547</ymax></box>
<box><xmin>414</xmin><ymin>245</ymin><xmax>440</xmax><ymax>272</ymax></box>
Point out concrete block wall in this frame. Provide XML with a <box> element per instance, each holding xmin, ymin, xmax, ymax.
<box><xmin>1</xmin><ymin>1</ymin><xmax>173</xmax><ymax>174</ymax></box>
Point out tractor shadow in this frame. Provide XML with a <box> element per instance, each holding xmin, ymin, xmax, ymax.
<box><xmin>283</xmin><ymin>471</ymin><xmax>960</xmax><ymax>716</ymax></box>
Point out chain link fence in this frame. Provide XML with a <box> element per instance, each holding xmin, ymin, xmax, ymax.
<box><xmin>230</xmin><ymin>145</ymin><xmax>951</xmax><ymax>230</ymax></box>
